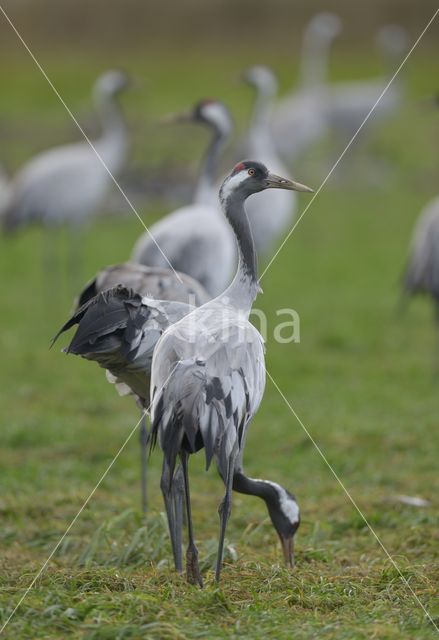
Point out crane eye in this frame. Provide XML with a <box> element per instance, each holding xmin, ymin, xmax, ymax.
<box><xmin>248</xmin><ymin>168</ymin><xmax>255</xmax><ymax>176</ymax></box>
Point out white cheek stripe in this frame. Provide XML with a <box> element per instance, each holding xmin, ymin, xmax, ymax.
<box><xmin>251</xmin><ymin>478</ymin><xmax>300</xmax><ymax>524</ymax></box>
<box><xmin>221</xmin><ymin>171</ymin><xmax>249</xmax><ymax>202</ymax></box>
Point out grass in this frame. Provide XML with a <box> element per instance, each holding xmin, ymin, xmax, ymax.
<box><xmin>0</xmin><ymin>44</ymin><xmax>438</xmax><ymax>639</ymax></box>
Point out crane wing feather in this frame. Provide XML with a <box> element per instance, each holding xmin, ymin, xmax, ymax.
<box><xmin>53</xmin><ymin>285</ymin><xmax>194</xmax><ymax>403</ymax></box>
<box><xmin>150</xmin><ymin>317</ymin><xmax>265</xmax><ymax>480</ymax></box>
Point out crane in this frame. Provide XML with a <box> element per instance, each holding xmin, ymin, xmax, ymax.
<box><xmin>131</xmin><ymin>99</ymin><xmax>236</xmax><ymax>297</ymax></box>
<box><xmin>326</xmin><ymin>25</ymin><xmax>408</xmax><ymax>143</ymax></box>
<box><xmin>242</xmin><ymin>65</ymin><xmax>297</xmax><ymax>256</ymax></box>
<box><xmin>272</xmin><ymin>13</ymin><xmax>342</xmax><ymax>162</ymax></box>
<box><xmin>150</xmin><ymin>161</ymin><xmax>312</xmax><ymax>585</ymax></box>
<box><xmin>54</xmin><ymin>262</ymin><xmax>209</xmax><ymax>515</ymax></box>
<box><xmin>3</xmin><ymin>70</ymin><xmax>130</xmax><ymax>278</ymax></box>
<box><xmin>403</xmin><ymin>195</ymin><xmax>439</xmax><ymax>321</ymax></box>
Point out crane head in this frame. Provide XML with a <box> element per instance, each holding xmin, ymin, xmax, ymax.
<box><xmin>306</xmin><ymin>12</ymin><xmax>342</xmax><ymax>40</ymax></box>
<box><xmin>266</xmin><ymin>484</ymin><xmax>300</xmax><ymax>567</ymax></box>
<box><xmin>161</xmin><ymin>99</ymin><xmax>233</xmax><ymax>138</ymax></box>
<box><xmin>94</xmin><ymin>70</ymin><xmax>131</xmax><ymax>97</ymax></box>
<box><xmin>242</xmin><ymin>65</ymin><xmax>278</xmax><ymax>96</ymax></box>
<box><xmin>220</xmin><ymin>160</ymin><xmax>313</xmax><ymax>201</ymax></box>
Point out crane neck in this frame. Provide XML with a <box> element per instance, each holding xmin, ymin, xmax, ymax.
<box><xmin>95</xmin><ymin>89</ymin><xmax>127</xmax><ymax>143</ymax></box>
<box><xmin>298</xmin><ymin>29</ymin><xmax>332</xmax><ymax>89</ymax></box>
<box><xmin>194</xmin><ymin>127</ymin><xmax>227</xmax><ymax>205</ymax></box>
<box><xmin>219</xmin><ymin>188</ymin><xmax>260</xmax><ymax>312</ymax></box>
<box><xmin>248</xmin><ymin>83</ymin><xmax>276</xmax><ymax>156</ymax></box>
<box><xmin>233</xmin><ymin>472</ymin><xmax>275</xmax><ymax>501</ymax></box>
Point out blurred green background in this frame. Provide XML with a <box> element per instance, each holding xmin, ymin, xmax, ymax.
<box><xmin>0</xmin><ymin>1</ymin><xmax>438</xmax><ymax>639</ymax></box>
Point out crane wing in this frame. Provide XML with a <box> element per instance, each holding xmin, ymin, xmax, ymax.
<box><xmin>52</xmin><ymin>285</ymin><xmax>194</xmax><ymax>404</ymax></box>
<box><xmin>76</xmin><ymin>262</ymin><xmax>209</xmax><ymax>308</ymax></box>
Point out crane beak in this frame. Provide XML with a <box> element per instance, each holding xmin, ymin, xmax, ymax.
<box><xmin>265</xmin><ymin>173</ymin><xmax>313</xmax><ymax>193</ymax></box>
<box><xmin>159</xmin><ymin>111</ymin><xmax>193</xmax><ymax>125</ymax></box>
<box><xmin>279</xmin><ymin>535</ymin><xmax>295</xmax><ymax>568</ymax></box>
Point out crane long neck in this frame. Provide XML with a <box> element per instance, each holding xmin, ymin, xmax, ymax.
<box><xmin>248</xmin><ymin>84</ymin><xmax>275</xmax><ymax>155</ymax></box>
<box><xmin>219</xmin><ymin>189</ymin><xmax>260</xmax><ymax>312</ymax></box>
<box><xmin>95</xmin><ymin>90</ymin><xmax>127</xmax><ymax>142</ymax></box>
<box><xmin>233</xmin><ymin>472</ymin><xmax>275</xmax><ymax>502</ymax></box>
<box><xmin>299</xmin><ymin>29</ymin><xmax>332</xmax><ymax>88</ymax></box>
<box><xmin>194</xmin><ymin>127</ymin><xmax>226</xmax><ymax>205</ymax></box>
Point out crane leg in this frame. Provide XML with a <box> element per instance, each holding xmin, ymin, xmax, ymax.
<box><xmin>180</xmin><ymin>451</ymin><xmax>203</xmax><ymax>587</ymax></box>
<box><xmin>160</xmin><ymin>460</ymin><xmax>183</xmax><ymax>573</ymax></box>
<box><xmin>215</xmin><ymin>448</ymin><xmax>238</xmax><ymax>583</ymax></box>
<box><xmin>171</xmin><ymin>465</ymin><xmax>184</xmax><ymax>573</ymax></box>
<box><xmin>139</xmin><ymin>412</ymin><xmax>149</xmax><ymax>515</ymax></box>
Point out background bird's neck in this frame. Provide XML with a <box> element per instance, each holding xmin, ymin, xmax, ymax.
<box><xmin>220</xmin><ymin>191</ymin><xmax>260</xmax><ymax>311</ymax></box>
<box><xmin>299</xmin><ymin>30</ymin><xmax>332</xmax><ymax>89</ymax></box>
<box><xmin>194</xmin><ymin>128</ymin><xmax>225</xmax><ymax>205</ymax></box>
<box><xmin>248</xmin><ymin>85</ymin><xmax>275</xmax><ymax>157</ymax></box>
<box><xmin>94</xmin><ymin>90</ymin><xmax>128</xmax><ymax>173</ymax></box>
<box><xmin>96</xmin><ymin>90</ymin><xmax>127</xmax><ymax>142</ymax></box>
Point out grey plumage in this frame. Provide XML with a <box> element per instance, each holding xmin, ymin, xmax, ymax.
<box><xmin>242</xmin><ymin>65</ymin><xmax>297</xmax><ymax>256</ymax></box>
<box><xmin>3</xmin><ymin>70</ymin><xmax>129</xmax><ymax>232</ymax></box>
<box><xmin>149</xmin><ymin>160</ymin><xmax>311</xmax><ymax>585</ymax></box>
<box><xmin>76</xmin><ymin>261</ymin><xmax>210</xmax><ymax>309</ymax></box>
<box><xmin>131</xmin><ymin>100</ymin><xmax>236</xmax><ymax>297</ymax></box>
<box><xmin>404</xmin><ymin>196</ymin><xmax>439</xmax><ymax>312</ymax></box>
<box><xmin>272</xmin><ymin>13</ymin><xmax>342</xmax><ymax>161</ymax></box>
<box><xmin>55</xmin><ymin>261</ymin><xmax>210</xmax><ymax>516</ymax></box>
<box><xmin>326</xmin><ymin>26</ymin><xmax>408</xmax><ymax>141</ymax></box>
<box><xmin>53</xmin><ymin>284</ymin><xmax>194</xmax><ymax>404</ymax></box>
<box><xmin>150</xmin><ymin>310</ymin><xmax>265</xmax><ymax>483</ymax></box>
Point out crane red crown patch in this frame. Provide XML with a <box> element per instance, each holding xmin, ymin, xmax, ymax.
<box><xmin>231</xmin><ymin>162</ymin><xmax>246</xmax><ymax>175</ymax></box>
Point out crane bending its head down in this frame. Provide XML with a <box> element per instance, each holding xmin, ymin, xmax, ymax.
<box><xmin>150</xmin><ymin>160</ymin><xmax>312</xmax><ymax>586</ymax></box>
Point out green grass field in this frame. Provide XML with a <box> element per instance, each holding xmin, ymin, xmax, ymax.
<box><xmin>0</xmin><ymin>46</ymin><xmax>438</xmax><ymax>639</ymax></box>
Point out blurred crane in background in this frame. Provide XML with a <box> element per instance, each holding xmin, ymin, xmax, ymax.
<box><xmin>132</xmin><ymin>99</ymin><xmax>236</xmax><ymax>297</ymax></box>
<box><xmin>3</xmin><ymin>70</ymin><xmax>130</xmax><ymax>280</ymax></box>
<box><xmin>272</xmin><ymin>12</ymin><xmax>342</xmax><ymax>163</ymax></box>
<box><xmin>403</xmin><ymin>195</ymin><xmax>439</xmax><ymax>323</ymax></box>
<box><xmin>326</xmin><ymin>25</ymin><xmax>409</xmax><ymax>146</ymax></box>
<box><xmin>242</xmin><ymin>65</ymin><xmax>297</xmax><ymax>257</ymax></box>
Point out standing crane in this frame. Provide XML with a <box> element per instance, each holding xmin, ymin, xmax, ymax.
<box><xmin>242</xmin><ymin>65</ymin><xmax>297</xmax><ymax>257</ymax></box>
<box><xmin>150</xmin><ymin>161</ymin><xmax>312</xmax><ymax>585</ymax></box>
<box><xmin>55</xmin><ymin>262</ymin><xmax>209</xmax><ymax>515</ymax></box>
<box><xmin>3</xmin><ymin>70</ymin><xmax>130</xmax><ymax>277</ymax></box>
<box><xmin>272</xmin><ymin>13</ymin><xmax>342</xmax><ymax>162</ymax></box>
<box><xmin>326</xmin><ymin>25</ymin><xmax>408</xmax><ymax>144</ymax></box>
<box><xmin>403</xmin><ymin>195</ymin><xmax>439</xmax><ymax>321</ymax></box>
<box><xmin>131</xmin><ymin>100</ymin><xmax>236</xmax><ymax>297</ymax></box>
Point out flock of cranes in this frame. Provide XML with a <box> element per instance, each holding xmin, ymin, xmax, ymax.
<box><xmin>2</xmin><ymin>13</ymin><xmax>437</xmax><ymax>586</ymax></box>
